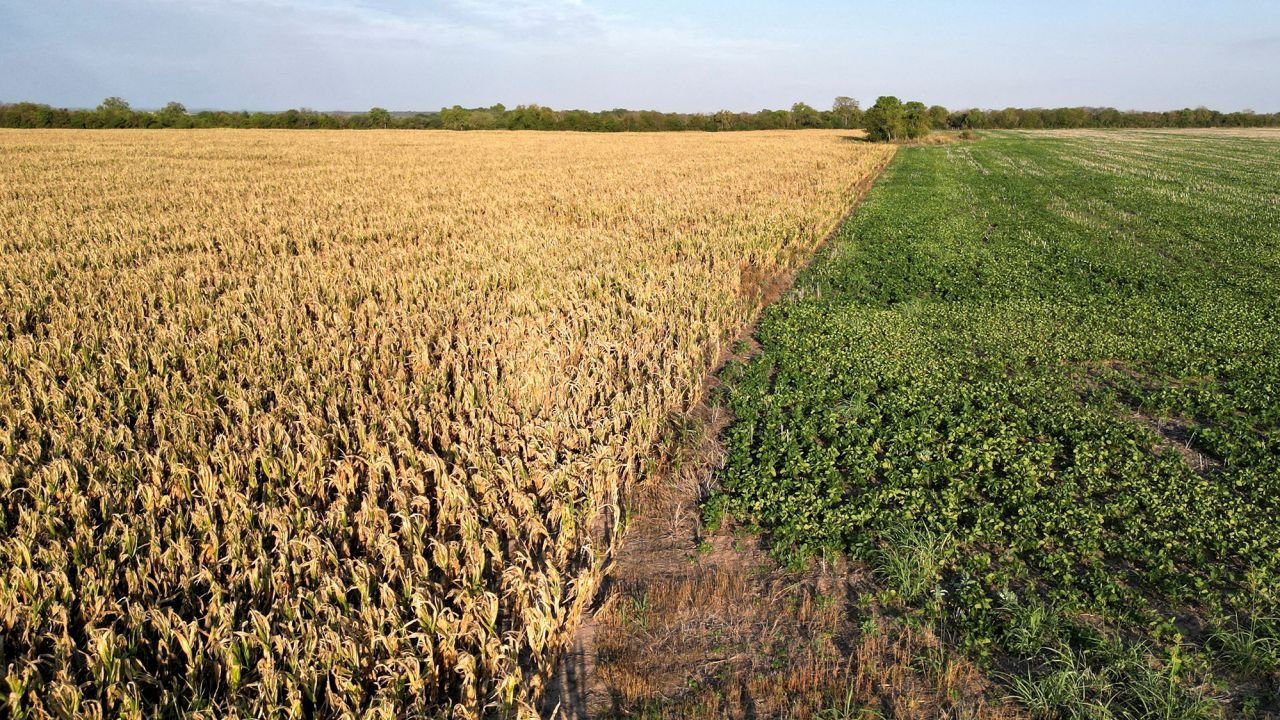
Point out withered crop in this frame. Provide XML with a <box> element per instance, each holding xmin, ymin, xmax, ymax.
<box><xmin>0</xmin><ymin>129</ymin><xmax>891</xmax><ymax>718</ymax></box>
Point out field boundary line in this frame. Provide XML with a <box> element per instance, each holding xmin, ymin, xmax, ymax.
<box><xmin>542</xmin><ymin>145</ymin><xmax>898</xmax><ymax>719</ymax></box>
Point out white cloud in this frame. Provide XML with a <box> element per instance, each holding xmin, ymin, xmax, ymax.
<box><xmin>140</xmin><ymin>0</ymin><xmax>786</xmax><ymax>57</ymax></box>
<box><xmin>3</xmin><ymin>0</ymin><xmax>811</xmax><ymax>110</ymax></box>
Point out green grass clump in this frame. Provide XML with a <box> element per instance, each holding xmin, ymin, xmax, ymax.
<box><xmin>708</xmin><ymin>130</ymin><xmax>1280</xmax><ymax>716</ymax></box>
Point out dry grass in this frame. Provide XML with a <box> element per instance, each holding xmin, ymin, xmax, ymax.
<box><xmin>902</xmin><ymin>133</ymin><xmax>960</xmax><ymax>146</ymax></box>
<box><xmin>557</xmin><ymin>333</ymin><xmax>1022</xmax><ymax>720</ymax></box>
<box><xmin>582</xmin><ymin>468</ymin><xmax>1025</xmax><ymax>719</ymax></box>
<box><xmin>0</xmin><ymin>129</ymin><xmax>891</xmax><ymax>718</ymax></box>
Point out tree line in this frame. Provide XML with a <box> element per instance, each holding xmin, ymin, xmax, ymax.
<box><xmin>2</xmin><ymin>96</ymin><xmax>1278</xmax><ymax>133</ymax></box>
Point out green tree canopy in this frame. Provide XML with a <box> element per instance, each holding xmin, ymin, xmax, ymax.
<box><xmin>864</xmin><ymin>96</ymin><xmax>906</xmax><ymax>142</ymax></box>
<box><xmin>367</xmin><ymin>107</ymin><xmax>392</xmax><ymax>128</ymax></box>
<box><xmin>790</xmin><ymin>102</ymin><xmax>821</xmax><ymax>128</ymax></box>
<box><xmin>507</xmin><ymin>104</ymin><xmax>556</xmax><ymax>130</ymax></box>
<box><xmin>904</xmin><ymin>101</ymin><xmax>931</xmax><ymax>139</ymax></box>
<box><xmin>440</xmin><ymin>105</ymin><xmax>469</xmax><ymax>130</ymax></box>
<box><xmin>832</xmin><ymin>96</ymin><xmax>862</xmax><ymax>129</ymax></box>
<box><xmin>928</xmin><ymin>105</ymin><xmax>949</xmax><ymax>129</ymax></box>
<box><xmin>98</xmin><ymin>96</ymin><xmax>131</xmax><ymax>113</ymax></box>
<box><xmin>94</xmin><ymin>97</ymin><xmax>134</xmax><ymax>128</ymax></box>
<box><xmin>156</xmin><ymin>101</ymin><xmax>189</xmax><ymax>128</ymax></box>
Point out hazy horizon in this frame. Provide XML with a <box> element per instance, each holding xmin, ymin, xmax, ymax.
<box><xmin>2</xmin><ymin>0</ymin><xmax>1278</xmax><ymax>114</ymax></box>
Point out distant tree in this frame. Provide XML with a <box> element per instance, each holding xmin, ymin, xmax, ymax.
<box><xmin>399</xmin><ymin>112</ymin><xmax>434</xmax><ymax>129</ymax></box>
<box><xmin>1095</xmin><ymin>107</ymin><xmax>1122</xmax><ymax>128</ymax></box>
<box><xmin>927</xmin><ymin>105</ymin><xmax>949</xmax><ymax>129</ymax></box>
<box><xmin>559</xmin><ymin>109</ymin><xmax>598</xmax><ymax>131</ymax></box>
<box><xmin>441</xmin><ymin>105</ymin><xmax>470</xmax><ymax>130</ymax></box>
<box><xmin>507</xmin><ymin>104</ymin><xmax>555</xmax><ymax>130</ymax></box>
<box><xmin>1052</xmin><ymin>107</ymin><xmax>1086</xmax><ymax>129</ymax></box>
<box><xmin>5</xmin><ymin>97</ymin><xmax>1278</xmax><ymax>132</ymax></box>
<box><xmin>245</xmin><ymin>111</ymin><xmax>271</xmax><ymax>128</ymax></box>
<box><xmin>367</xmin><ymin>106</ymin><xmax>392</xmax><ymax>128</ymax></box>
<box><xmin>156</xmin><ymin>101</ymin><xmax>189</xmax><ymax>128</ymax></box>
<box><xmin>95</xmin><ymin>96</ymin><xmax>133</xmax><ymax>128</ymax></box>
<box><xmin>1018</xmin><ymin>110</ymin><xmax>1045</xmax><ymax>129</ymax></box>
<box><xmin>989</xmin><ymin>108</ymin><xmax>1021</xmax><ymax>128</ymax></box>
<box><xmin>99</xmin><ymin>96</ymin><xmax>130</xmax><ymax>113</ymax></box>
<box><xmin>832</xmin><ymin>96</ymin><xmax>862</xmax><ymax>128</ymax></box>
<box><xmin>864</xmin><ymin>96</ymin><xmax>906</xmax><ymax>142</ymax></box>
<box><xmin>903</xmin><ymin>101</ymin><xmax>931</xmax><ymax>139</ymax></box>
<box><xmin>965</xmin><ymin>108</ymin><xmax>988</xmax><ymax>129</ymax></box>
<box><xmin>0</xmin><ymin>102</ymin><xmax>55</xmax><ymax>128</ymax></box>
<box><xmin>711</xmin><ymin>110</ymin><xmax>736</xmax><ymax>131</ymax></box>
<box><xmin>790</xmin><ymin>102</ymin><xmax>821</xmax><ymax>128</ymax></box>
<box><xmin>466</xmin><ymin>109</ymin><xmax>499</xmax><ymax>129</ymax></box>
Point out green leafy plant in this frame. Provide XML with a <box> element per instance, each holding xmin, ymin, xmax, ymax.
<box><xmin>708</xmin><ymin>130</ymin><xmax>1280</xmax><ymax>717</ymax></box>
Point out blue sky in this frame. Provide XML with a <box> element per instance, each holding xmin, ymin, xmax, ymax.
<box><xmin>1</xmin><ymin>0</ymin><xmax>1278</xmax><ymax>112</ymax></box>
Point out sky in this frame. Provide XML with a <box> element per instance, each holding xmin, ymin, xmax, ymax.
<box><xmin>1</xmin><ymin>0</ymin><xmax>1278</xmax><ymax>113</ymax></box>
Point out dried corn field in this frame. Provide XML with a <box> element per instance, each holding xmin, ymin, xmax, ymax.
<box><xmin>0</xmin><ymin>129</ymin><xmax>892</xmax><ymax>718</ymax></box>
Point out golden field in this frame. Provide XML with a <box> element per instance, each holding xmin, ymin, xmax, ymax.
<box><xmin>0</xmin><ymin>129</ymin><xmax>891</xmax><ymax>718</ymax></box>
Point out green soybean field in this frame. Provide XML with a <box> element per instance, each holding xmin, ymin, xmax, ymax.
<box><xmin>706</xmin><ymin>130</ymin><xmax>1280</xmax><ymax>718</ymax></box>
